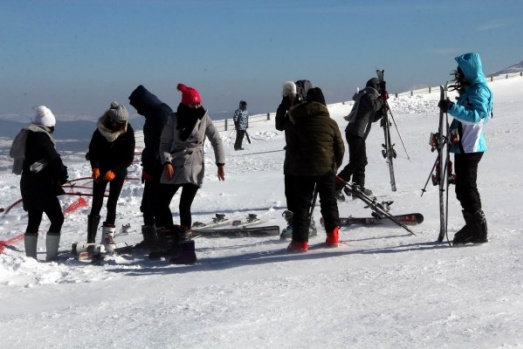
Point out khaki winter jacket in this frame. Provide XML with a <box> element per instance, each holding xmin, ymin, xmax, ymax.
<box><xmin>287</xmin><ymin>101</ymin><xmax>345</xmax><ymax>177</ymax></box>
<box><xmin>160</xmin><ymin>111</ymin><xmax>225</xmax><ymax>187</ymax></box>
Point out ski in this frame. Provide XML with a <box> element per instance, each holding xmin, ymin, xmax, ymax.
<box><xmin>192</xmin><ymin>225</ymin><xmax>280</xmax><ymax>238</ymax></box>
<box><xmin>337</xmin><ymin>177</ymin><xmax>416</xmax><ymax>235</ymax></box>
<box><xmin>421</xmin><ymin>84</ymin><xmax>453</xmax><ymax>242</ymax></box>
<box><xmin>436</xmin><ymin>83</ymin><xmax>451</xmax><ymax>242</ymax></box>
<box><xmin>336</xmin><ymin>213</ymin><xmax>423</xmax><ymax>227</ymax></box>
<box><xmin>192</xmin><ymin>213</ymin><xmax>230</xmax><ymax>229</ymax></box>
<box><xmin>377</xmin><ymin>69</ymin><xmax>397</xmax><ymax>192</ymax></box>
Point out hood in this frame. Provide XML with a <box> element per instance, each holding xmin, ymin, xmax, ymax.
<box><xmin>128</xmin><ymin>85</ymin><xmax>162</xmax><ymax>117</ymax></box>
<box><xmin>455</xmin><ymin>52</ymin><xmax>487</xmax><ymax>85</ymax></box>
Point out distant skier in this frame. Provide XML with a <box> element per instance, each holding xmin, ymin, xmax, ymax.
<box><xmin>86</xmin><ymin>102</ymin><xmax>135</xmax><ymax>254</ymax></box>
<box><xmin>10</xmin><ymin>106</ymin><xmax>69</xmax><ymax>261</ymax></box>
<box><xmin>233</xmin><ymin>100</ymin><xmax>249</xmax><ymax>150</ymax></box>
<box><xmin>336</xmin><ymin>77</ymin><xmax>387</xmax><ymax>200</ymax></box>
<box><xmin>438</xmin><ymin>52</ymin><xmax>493</xmax><ymax>245</ymax></box>
<box><xmin>129</xmin><ymin>85</ymin><xmax>172</xmax><ymax>251</ymax></box>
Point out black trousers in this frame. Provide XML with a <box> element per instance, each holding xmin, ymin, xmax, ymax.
<box><xmin>337</xmin><ymin>134</ymin><xmax>368</xmax><ymax>187</ymax></box>
<box><xmin>292</xmin><ymin>174</ymin><xmax>340</xmax><ymax>242</ymax></box>
<box><xmin>156</xmin><ymin>183</ymin><xmax>199</xmax><ymax>229</ymax></box>
<box><xmin>454</xmin><ymin>152</ymin><xmax>483</xmax><ymax>213</ymax></box>
<box><xmin>26</xmin><ymin>196</ymin><xmax>64</xmax><ymax>234</ymax></box>
<box><xmin>90</xmin><ymin>174</ymin><xmax>126</xmax><ymax>225</ymax></box>
<box><xmin>140</xmin><ymin>179</ymin><xmax>161</xmax><ymax>227</ymax></box>
<box><xmin>234</xmin><ymin>130</ymin><xmax>246</xmax><ymax>149</ymax></box>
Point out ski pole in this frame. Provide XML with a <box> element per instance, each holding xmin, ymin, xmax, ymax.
<box><xmin>385</xmin><ymin>102</ymin><xmax>410</xmax><ymax>160</ymax></box>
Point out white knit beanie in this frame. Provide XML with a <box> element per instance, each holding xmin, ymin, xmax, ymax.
<box><xmin>33</xmin><ymin>105</ymin><xmax>56</xmax><ymax>127</ymax></box>
<box><xmin>282</xmin><ymin>81</ymin><xmax>297</xmax><ymax>97</ymax></box>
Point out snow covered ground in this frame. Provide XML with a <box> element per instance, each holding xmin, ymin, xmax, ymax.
<box><xmin>1</xmin><ymin>76</ymin><xmax>523</xmax><ymax>348</ymax></box>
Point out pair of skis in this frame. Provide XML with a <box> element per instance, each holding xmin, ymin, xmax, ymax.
<box><xmin>191</xmin><ymin>213</ymin><xmax>280</xmax><ymax>238</ymax></box>
<box><xmin>337</xmin><ymin>177</ymin><xmax>417</xmax><ymax>235</ymax></box>
<box><xmin>421</xmin><ymin>83</ymin><xmax>453</xmax><ymax>242</ymax></box>
<box><xmin>376</xmin><ymin>69</ymin><xmax>410</xmax><ymax>192</ymax></box>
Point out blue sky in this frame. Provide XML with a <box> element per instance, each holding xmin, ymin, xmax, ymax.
<box><xmin>1</xmin><ymin>0</ymin><xmax>521</xmax><ymax>120</ymax></box>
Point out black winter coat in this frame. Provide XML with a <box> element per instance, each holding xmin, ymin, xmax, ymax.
<box><xmin>128</xmin><ymin>85</ymin><xmax>171</xmax><ymax>178</ymax></box>
<box><xmin>20</xmin><ymin>128</ymin><xmax>68</xmax><ymax>211</ymax></box>
<box><xmin>88</xmin><ymin>121</ymin><xmax>135</xmax><ymax>177</ymax></box>
<box><xmin>287</xmin><ymin>101</ymin><xmax>345</xmax><ymax>177</ymax></box>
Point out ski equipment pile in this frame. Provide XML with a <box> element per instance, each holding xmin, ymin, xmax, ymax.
<box><xmin>337</xmin><ymin>176</ymin><xmax>416</xmax><ymax>235</ymax></box>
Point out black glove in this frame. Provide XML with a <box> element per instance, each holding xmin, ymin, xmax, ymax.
<box><xmin>438</xmin><ymin>99</ymin><xmax>454</xmax><ymax>112</ymax></box>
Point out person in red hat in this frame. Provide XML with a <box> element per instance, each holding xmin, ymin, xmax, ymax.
<box><xmin>153</xmin><ymin>83</ymin><xmax>226</xmax><ymax>264</ymax></box>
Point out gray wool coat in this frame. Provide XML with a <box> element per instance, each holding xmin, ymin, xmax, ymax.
<box><xmin>159</xmin><ymin>111</ymin><xmax>225</xmax><ymax>187</ymax></box>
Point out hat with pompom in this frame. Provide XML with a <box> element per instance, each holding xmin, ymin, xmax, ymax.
<box><xmin>105</xmin><ymin>101</ymin><xmax>129</xmax><ymax>123</ymax></box>
<box><xmin>177</xmin><ymin>84</ymin><xmax>202</xmax><ymax>105</ymax></box>
<box><xmin>33</xmin><ymin>105</ymin><xmax>56</xmax><ymax>127</ymax></box>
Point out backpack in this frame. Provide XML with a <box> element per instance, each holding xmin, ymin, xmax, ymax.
<box><xmin>295</xmin><ymin>80</ymin><xmax>313</xmax><ymax>102</ymax></box>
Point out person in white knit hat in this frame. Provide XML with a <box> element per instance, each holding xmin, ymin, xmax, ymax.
<box><xmin>10</xmin><ymin>105</ymin><xmax>68</xmax><ymax>261</ymax></box>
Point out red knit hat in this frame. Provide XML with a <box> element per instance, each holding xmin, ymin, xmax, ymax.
<box><xmin>177</xmin><ymin>83</ymin><xmax>202</xmax><ymax>105</ymax></box>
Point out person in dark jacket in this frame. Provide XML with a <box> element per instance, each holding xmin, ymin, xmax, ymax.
<box><xmin>129</xmin><ymin>85</ymin><xmax>172</xmax><ymax>250</ymax></box>
<box><xmin>86</xmin><ymin>102</ymin><xmax>135</xmax><ymax>254</ymax></box>
<box><xmin>275</xmin><ymin>80</ymin><xmax>317</xmax><ymax>239</ymax></box>
<box><xmin>11</xmin><ymin>106</ymin><xmax>69</xmax><ymax>261</ymax></box>
<box><xmin>336</xmin><ymin>77</ymin><xmax>387</xmax><ymax>200</ymax></box>
<box><xmin>286</xmin><ymin>87</ymin><xmax>345</xmax><ymax>252</ymax></box>
<box><xmin>233</xmin><ymin>100</ymin><xmax>249</xmax><ymax>150</ymax></box>
<box><xmin>438</xmin><ymin>52</ymin><xmax>493</xmax><ymax>245</ymax></box>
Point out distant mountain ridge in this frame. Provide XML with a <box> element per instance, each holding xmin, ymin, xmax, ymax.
<box><xmin>491</xmin><ymin>60</ymin><xmax>523</xmax><ymax>76</ymax></box>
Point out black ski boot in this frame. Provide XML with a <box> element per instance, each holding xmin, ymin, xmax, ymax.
<box><xmin>87</xmin><ymin>215</ymin><xmax>101</xmax><ymax>244</ymax></box>
<box><xmin>452</xmin><ymin>210</ymin><xmax>474</xmax><ymax>245</ymax></box>
<box><xmin>471</xmin><ymin>209</ymin><xmax>488</xmax><ymax>243</ymax></box>
<box><xmin>149</xmin><ymin>227</ymin><xmax>177</xmax><ymax>260</ymax></box>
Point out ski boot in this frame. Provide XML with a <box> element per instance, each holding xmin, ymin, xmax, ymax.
<box><xmin>280</xmin><ymin>210</ymin><xmax>294</xmax><ymax>239</ymax></box>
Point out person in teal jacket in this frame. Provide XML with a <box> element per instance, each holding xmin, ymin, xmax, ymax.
<box><xmin>438</xmin><ymin>52</ymin><xmax>493</xmax><ymax>245</ymax></box>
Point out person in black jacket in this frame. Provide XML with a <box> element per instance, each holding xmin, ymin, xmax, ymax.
<box><xmin>86</xmin><ymin>102</ymin><xmax>135</xmax><ymax>254</ymax></box>
<box><xmin>275</xmin><ymin>80</ymin><xmax>317</xmax><ymax>239</ymax></box>
<box><xmin>11</xmin><ymin>106</ymin><xmax>68</xmax><ymax>261</ymax></box>
<box><xmin>336</xmin><ymin>77</ymin><xmax>387</xmax><ymax>200</ymax></box>
<box><xmin>129</xmin><ymin>85</ymin><xmax>171</xmax><ymax>250</ymax></box>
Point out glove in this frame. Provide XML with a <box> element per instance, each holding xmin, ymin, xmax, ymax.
<box><xmin>381</xmin><ymin>90</ymin><xmax>389</xmax><ymax>100</ymax></box>
<box><xmin>103</xmin><ymin>170</ymin><xmax>116</xmax><ymax>181</ymax></box>
<box><xmin>438</xmin><ymin>99</ymin><xmax>454</xmax><ymax>112</ymax></box>
<box><xmin>141</xmin><ymin>170</ymin><xmax>153</xmax><ymax>183</ymax></box>
<box><xmin>92</xmin><ymin>168</ymin><xmax>100</xmax><ymax>181</ymax></box>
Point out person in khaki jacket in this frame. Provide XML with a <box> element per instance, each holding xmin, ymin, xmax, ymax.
<box><xmin>286</xmin><ymin>87</ymin><xmax>345</xmax><ymax>252</ymax></box>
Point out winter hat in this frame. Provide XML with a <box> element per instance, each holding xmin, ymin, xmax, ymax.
<box><xmin>177</xmin><ymin>84</ymin><xmax>202</xmax><ymax>105</ymax></box>
<box><xmin>366</xmin><ymin>77</ymin><xmax>380</xmax><ymax>90</ymax></box>
<box><xmin>33</xmin><ymin>105</ymin><xmax>56</xmax><ymax>127</ymax></box>
<box><xmin>282</xmin><ymin>81</ymin><xmax>297</xmax><ymax>97</ymax></box>
<box><xmin>306</xmin><ymin>87</ymin><xmax>326</xmax><ymax>106</ymax></box>
<box><xmin>105</xmin><ymin>101</ymin><xmax>129</xmax><ymax>123</ymax></box>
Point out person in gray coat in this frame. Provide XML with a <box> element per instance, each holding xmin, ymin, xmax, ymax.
<box><xmin>336</xmin><ymin>77</ymin><xmax>387</xmax><ymax>199</ymax></box>
<box><xmin>155</xmin><ymin>83</ymin><xmax>226</xmax><ymax>264</ymax></box>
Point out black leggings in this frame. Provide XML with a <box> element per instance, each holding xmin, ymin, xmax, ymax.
<box><xmin>89</xmin><ymin>175</ymin><xmax>126</xmax><ymax>225</ymax></box>
<box><xmin>454</xmin><ymin>152</ymin><xmax>483</xmax><ymax>213</ymax></box>
<box><xmin>26</xmin><ymin>196</ymin><xmax>64</xmax><ymax>234</ymax></box>
<box><xmin>156</xmin><ymin>183</ymin><xmax>199</xmax><ymax>229</ymax></box>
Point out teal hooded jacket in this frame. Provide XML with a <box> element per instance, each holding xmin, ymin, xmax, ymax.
<box><xmin>448</xmin><ymin>52</ymin><xmax>493</xmax><ymax>154</ymax></box>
